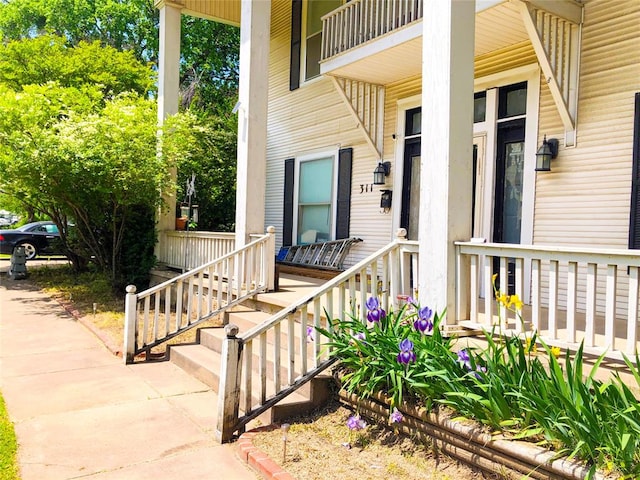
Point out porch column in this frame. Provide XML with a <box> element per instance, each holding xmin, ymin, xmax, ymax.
<box><xmin>235</xmin><ymin>0</ymin><xmax>271</xmax><ymax>246</ymax></box>
<box><xmin>157</xmin><ymin>1</ymin><xmax>182</xmax><ymax>232</ymax></box>
<box><xmin>419</xmin><ymin>0</ymin><xmax>475</xmax><ymax>322</ymax></box>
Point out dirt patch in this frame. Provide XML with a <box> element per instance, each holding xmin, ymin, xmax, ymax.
<box><xmin>251</xmin><ymin>400</ymin><xmax>503</xmax><ymax>480</ymax></box>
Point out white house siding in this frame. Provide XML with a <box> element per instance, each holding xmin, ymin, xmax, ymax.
<box><xmin>265</xmin><ymin>0</ymin><xmax>394</xmax><ymax>266</ymax></box>
<box><xmin>531</xmin><ymin>0</ymin><xmax>640</xmax><ymax>317</ymax></box>
<box><xmin>264</xmin><ymin>0</ymin><xmax>639</xmax><ymax>281</ymax></box>
<box><xmin>534</xmin><ymin>0</ymin><xmax>640</xmax><ymax>249</ymax></box>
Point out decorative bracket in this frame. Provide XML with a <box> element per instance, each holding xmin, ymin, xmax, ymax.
<box><xmin>516</xmin><ymin>0</ymin><xmax>583</xmax><ymax>146</ymax></box>
<box><xmin>331</xmin><ymin>76</ymin><xmax>385</xmax><ymax>159</ymax></box>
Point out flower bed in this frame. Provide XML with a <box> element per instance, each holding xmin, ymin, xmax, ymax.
<box><xmin>317</xmin><ymin>292</ymin><xmax>640</xmax><ymax>479</ymax></box>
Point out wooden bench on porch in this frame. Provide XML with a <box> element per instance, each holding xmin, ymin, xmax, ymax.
<box><xmin>276</xmin><ymin>237</ymin><xmax>363</xmax><ymax>280</ymax></box>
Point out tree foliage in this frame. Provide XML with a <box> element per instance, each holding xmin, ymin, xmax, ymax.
<box><xmin>0</xmin><ymin>0</ymin><xmax>159</xmax><ymax>62</ymax></box>
<box><xmin>0</xmin><ymin>0</ymin><xmax>240</xmax><ymax>112</ymax></box>
<box><xmin>0</xmin><ymin>37</ymin><xmax>169</xmax><ymax>288</ymax></box>
<box><xmin>0</xmin><ymin>2</ymin><xmax>241</xmax><ymax>282</ymax></box>
<box><xmin>180</xmin><ymin>17</ymin><xmax>239</xmax><ymax>113</ymax></box>
<box><xmin>162</xmin><ymin>111</ymin><xmax>237</xmax><ymax>232</ymax></box>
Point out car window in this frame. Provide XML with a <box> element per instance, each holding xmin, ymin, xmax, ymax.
<box><xmin>45</xmin><ymin>224</ymin><xmax>59</xmax><ymax>234</ymax></box>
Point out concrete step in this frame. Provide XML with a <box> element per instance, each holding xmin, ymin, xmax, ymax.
<box><xmin>194</xmin><ymin>327</ymin><xmax>320</xmax><ymax>395</ymax></box>
<box><xmin>166</xmin><ymin>273</ymin><xmax>336</xmax><ymax>425</ymax></box>
<box><xmin>167</xmin><ymin>342</ymin><xmax>334</xmax><ymax>424</ymax></box>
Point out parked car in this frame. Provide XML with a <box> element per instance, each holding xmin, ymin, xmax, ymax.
<box><xmin>0</xmin><ymin>221</ymin><xmax>63</xmax><ymax>260</ymax></box>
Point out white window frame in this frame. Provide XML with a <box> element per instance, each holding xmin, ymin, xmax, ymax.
<box><xmin>293</xmin><ymin>147</ymin><xmax>339</xmax><ymax>244</ymax></box>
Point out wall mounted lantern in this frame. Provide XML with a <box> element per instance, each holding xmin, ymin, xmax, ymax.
<box><xmin>535</xmin><ymin>135</ymin><xmax>559</xmax><ymax>172</ymax></box>
<box><xmin>373</xmin><ymin>161</ymin><xmax>391</xmax><ymax>185</ymax></box>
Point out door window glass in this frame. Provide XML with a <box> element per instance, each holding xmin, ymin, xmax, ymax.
<box><xmin>500</xmin><ymin>141</ymin><xmax>525</xmax><ymax>243</ymax></box>
<box><xmin>474</xmin><ymin>92</ymin><xmax>486</xmax><ymax>123</ymax></box>
<box><xmin>498</xmin><ymin>82</ymin><xmax>527</xmax><ymax>119</ymax></box>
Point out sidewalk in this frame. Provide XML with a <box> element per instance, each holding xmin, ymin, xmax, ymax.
<box><xmin>0</xmin><ymin>268</ymin><xmax>259</xmax><ymax>480</ymax></box>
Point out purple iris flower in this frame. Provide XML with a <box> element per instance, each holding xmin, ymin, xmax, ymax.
<box><xmin>413</xmin><ymin>306</ymin><xmax>434</xmax><ymax>334</ymax></box>
<box><xmin>346</xmin><ymin>415</ymin><xmax>367</xmax><ymax>431</ymax></box>
<box><xmin>366</xmin><ymin>297</ymin><xmax>386</xmax><ymax>323</ymax></box>
<box><xmin>397</xmin><ymin>338</ymin><xmax>416</xmax><ymax>364</ymax></box>
<box><xmin>457</xmin><ymin>349</ymin><xmax>472</xmax><ymax>370</ymax></box>
<box><xmin>306</xmin><ymin>326</ymin><xmax>314</xmax><ymax>343</ymax></box>
<box><xmin>474</xmin><ymin>365</ymin><xmax>487</xmax><ymax>379</ymax></box>
<box><xmin>351</xmin><ymin>331</ymin><xmax>366</xmax><ymax>343</ymax></box>
<box><xmin>390</xmin><ymin>408</ymin><xmax>403</xmax><ymax>424</ymax></box>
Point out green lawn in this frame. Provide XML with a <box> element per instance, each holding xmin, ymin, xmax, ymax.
<box><xmin>0</xmin><ymin>394</ymin><xmax>19</xmax><ymax>480</ymax></box>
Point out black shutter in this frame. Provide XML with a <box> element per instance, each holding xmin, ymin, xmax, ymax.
<box><xmin>283</xmin><ymin>158</ymin><xmax>295</xmax><ymax>246</ymax></box>
<box><xmin>289</xmin><ymin>0</ymin><xmax>302</xmax><ymax>91</ymax></box>
<box><xmin>629</xmin><ymin>92</ymin><xmax>640</xmax><ymax>248</ymax></box>
<box><xmin>335</xmin><ymin>148</ymin><xmax>353</xmax><ymax>239</ymax></box>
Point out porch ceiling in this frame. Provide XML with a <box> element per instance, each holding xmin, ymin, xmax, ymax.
<box><xmin>155</xmin><ymin>0</ymin><xmax>240</xmax><ymax>26</ymax></box>
<box><xmin>320</xmin><ymin>1</ymin><xmax>533</xmax><ymax>85</ymax></box>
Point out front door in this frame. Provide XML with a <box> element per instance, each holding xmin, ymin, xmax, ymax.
<box><xmin>400</xmin><ymin>107</ymin><xmax>422</xmax><ymax>240</ymax></box>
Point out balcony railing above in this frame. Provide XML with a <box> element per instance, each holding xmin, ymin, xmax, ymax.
<box><xmin>321</xmin><ymin>0</ymin><xmax>423</xmax><ymax>62</ymax></box>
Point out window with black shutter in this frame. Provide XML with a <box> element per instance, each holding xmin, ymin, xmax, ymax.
<box><xmin>282</xmin><ymin>147</ymin><xmax>352</xmax><ymax>245</ymax></box>
<box><xmin>283</xmin><ymin>158</ymin><xmax>296</xmax><ymax>246</ymax></box>
<box><xmin>336</xmin><ymin>148</ymin><xmax>353</xmax><ymax>239</ymax></box>
<box><xmin>289</xmin><ymin>0</ymin><xmax>302</xmax><ymax>91</ymax></box>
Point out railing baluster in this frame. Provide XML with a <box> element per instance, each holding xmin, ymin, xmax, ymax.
<box><xmin>142</xmin><ymin>296</ymin><xmax>151</xmax><ymax>346</ymax></box>
<box><xmin>381</xmin><ymin>254</ymin><xmax>389</xmax><ymax>309</ymax></box>
<box><xmin>208</xmin><ymin>264</ymin><xmax>214</xmax><ymax>315</ymax></box>
<box><xmin>186</xmin><ymin>276</ymin><xmax>194</xmax><ymax>325</ymax></box>
<box><xmin>313</xmin><ymin>297</ymin><xmax>321</xmax><ymax>368</ymax></box>
<box><xmin>566</xmin><ymin>261</ymin><xmax>578</xmax><ymax>343</ymax></box>
<box><xmin>531</xmin><ymin>259</ymin><xmax>541</xmax><ymax>331</ymax></box>
<box><xmin>627</xmin><ymin>266</ymin><xmax>639</xmax><ymax>354</ymax></box>
<box><xmin>359</xmin><ymin>267</ymin><xmax>367</xmax><ymax>323</ymax></box>
<box><xmin>153</xmin><ymin>292</ymin><xmax>160</xmax><ymax>341</ymax></box>
<box><xmin>259</xmin><ymin>332</ymin><xmax>267</xmax><ymax>403</ymax></box>
<box><xmin>273</xmin><ymin>322</ymin><xmax>281</xmax><ymax>393</ymax></box>
<box><xmin>515</xmin><ymin>258</ymin><xmax>524</xmax><ymax>333</ymax></box>
<box><xmin>483</xmin><ymin>255</ymin><xmax>493</xmax><ymax>327</ymax></box>
<box><xmin>243</xmin><ymin>339</ymin><xmax>253</xmax><ymax>415</ymax></box>
<box><xmin>175</xmin><ymin>279</ymin><xmax>184</xmax><ymax>330</ymax></box>
<box><xmin>605</xmin><ymin>264</ymin><xmax>617</xmax><ymax>349</ymax></box>
<box><xmin>499</xmin><ymin>257</ymin><xmax>508</xmax><ymax>325</ymax></box>
<box><xmin>470</xmin><ymin>254</ymin><xmax>478</xmax><ymax>323</ymax></box>
<box><xmin>548</xmin><ymin>260</ymin><xmax>559</xmax><ymax>338</ymax></box>
<box><xmin>585</xmin><ymin>262</ymin><xmax>597</xmax><ymax>347</ymax></box>
<box><xmin>197</xmin><ymin>270</ymin><xmax>204</xmax><ymax>322</ymax></box>
<box><xmin>349</xmin><ymin>275</ymin><xmax>357</xmax><ymax>317</ymax></box>
<box><xmin>300</xmin><ymin>304</ymin><xmax>308</xmax><ymax>375</ymax></box>
<box><xmin>164</xmin><ymin>285</ymin><xmax>171</xmax><ymax>337</ymax></box>
<box><xmin>287</xmin><ymin>315</ymin><xmax>295</xmax><ymax>385</ymax></box>
<box><xmin>338</xmin><ymin>282</ymin><xmax>346</xmax><ymax>325</ymax></box>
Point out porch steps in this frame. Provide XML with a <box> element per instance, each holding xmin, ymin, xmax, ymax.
<box><xmin>167</xmin><ymin>297</ymin><xmax>334</xmax><ymax>426</ymax></box>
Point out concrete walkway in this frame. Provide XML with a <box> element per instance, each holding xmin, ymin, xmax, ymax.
<box><xmin>0</xmin><ymin>267</ymin><xmax>259</xmax><ymax>480</ymax></box>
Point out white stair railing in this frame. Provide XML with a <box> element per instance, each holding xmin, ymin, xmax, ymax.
<box><xmin>216</xmin><ymin>229</ymin><xmax>418</xmax><ymax>442</ymax></box>
<box><xmin>124</xmin><ymin>227</ymin><xmax>276</xmax><ymax>363</ymax></box>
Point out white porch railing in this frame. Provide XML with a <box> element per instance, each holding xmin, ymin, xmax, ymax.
<box><xmin>321</xmin><ymin>0</ymin><xmax>422</xmax><ymax>61</ymax></box>
<box><xmin>456</xmin><ymin>241</ymin><xmax>640</xmax><ymax>361</ymax></box>
<box><xmin>124</xmin><ymin>227</ymin><xmax>276</xmax><ymax>363</ymax></box>
<box><xmin>157</xmin><ymin>230</ymin><xmax>236</xmax><ymax>271</ymax></box>
<box><xmin>216</xmin><ymin>230</ymin><xmax>418</xmax><ymax>442</ymax></box>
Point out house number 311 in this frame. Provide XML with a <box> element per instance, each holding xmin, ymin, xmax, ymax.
<box><xmin>360</xmin><ymin>184</ymin><xmax>374</xmax><ymax>193</ymax></box>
